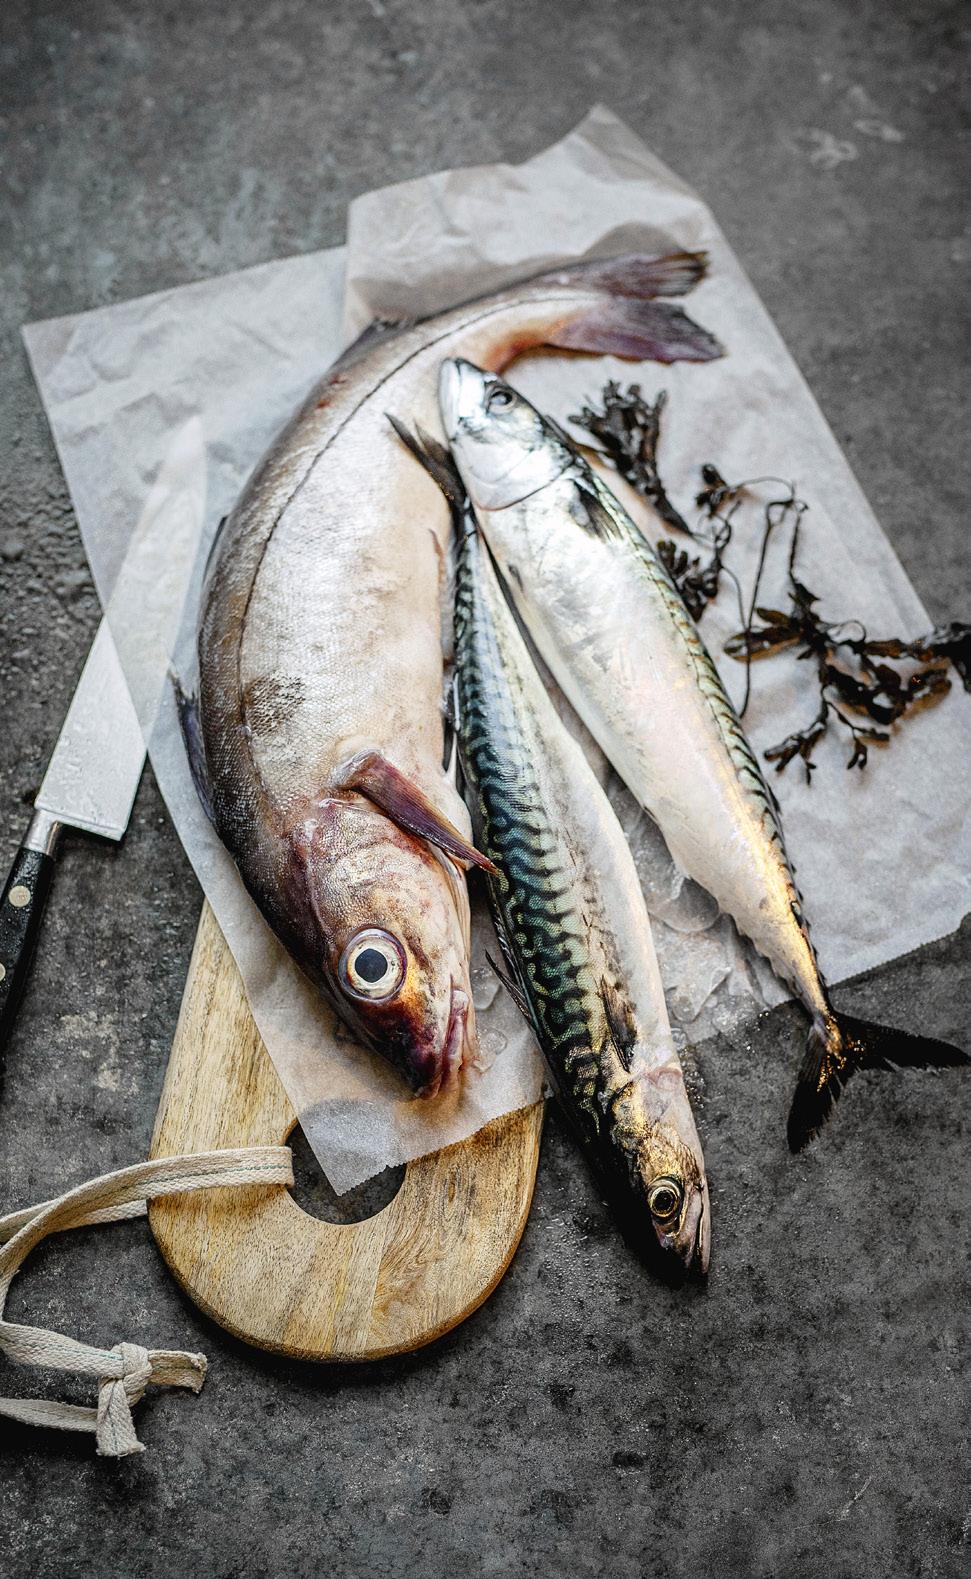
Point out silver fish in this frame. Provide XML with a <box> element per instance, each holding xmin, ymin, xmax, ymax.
<box><xmin>392</xmin><ymin>423</ymin><xmax>710</xmax><ymax>1275</ymax></box>
<box><xmin>184</xmin><ymin>255</ymin><xmax>721</xmax><ymax>1095</ymax></box>
<box><xmin>440</xmin><ymin>360</ymin><xmax>967</xmax><ymax>1142</ymax></box>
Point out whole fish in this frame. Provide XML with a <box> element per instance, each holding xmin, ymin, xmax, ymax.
<box><xmin>439</xmin><ymin>360</ymin><xmax>967</xmax><ymax>1142</ymax></box>
<box><xmin>395</xmin><ymin>423</ymin><xmax>710</xmax><ymax>1276</ymax></box>
<box><xmin>185</xmin><ymin>255</ymin><xmax>721</xmax><ymax>1094</ymax></box>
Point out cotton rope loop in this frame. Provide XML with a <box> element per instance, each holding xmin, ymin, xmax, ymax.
<box><xmin>0</xmin><ymin>1145</ymin><xmax>293</xmax><ymax>1457</ymax></box>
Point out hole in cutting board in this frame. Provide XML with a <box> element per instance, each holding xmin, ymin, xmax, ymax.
<box><xmin>287</xmin><ymin>1124</ymin><xmax>406</xmax><ymax>1224</ymax></box>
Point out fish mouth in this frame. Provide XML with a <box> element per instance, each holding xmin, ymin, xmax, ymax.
<box><xmin>419</xmin><ymin>982</ymin><xmax>472</xmax><ymax>1099</ymax></box>
<box><xmin>439</xmin><ymin>357</ymin><xmax>497</xmax><ymax>442</ymax></box>
<box><xmin>442</xmin><ymin>983</ymin><xmax>471</xmax><ymax>1087</ymax></box>
<box><xmin>438</xmin><ymin>358</ymin><xmax>469</xmax><ymax>440</ymax></box>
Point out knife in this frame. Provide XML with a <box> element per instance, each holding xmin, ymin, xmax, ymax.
<box><xmin>0</xmin><ymin>618</ymin><xmax>145</xmax><ymax>1059</ymax></box>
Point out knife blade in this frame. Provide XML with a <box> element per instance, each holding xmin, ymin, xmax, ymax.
<box><xmin>0</xmin><ymin>618</ymin><xmax>145</xmax><ymax>1059</ymax></box>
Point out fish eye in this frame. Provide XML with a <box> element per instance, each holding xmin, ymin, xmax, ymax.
<box><xmin>338</xmin><ymin>929</ymin><xmax>406</xmax><ymax>1001</ymax></box>
<box><xmin>648</xmin><ymin>1177</ymin><xmax>684</xmax><ymax>1224</ymax></box>
<box><xmin>487</xmin><ymin>385</ymin><xmax>514</xmax><ymax>412</ymax></box>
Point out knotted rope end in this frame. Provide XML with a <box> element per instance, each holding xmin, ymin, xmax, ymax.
<box><xmin>1</xmin><ymin>1144</ymin><xmax>290</xmax><ymax>1458</ymax></box>
<box><xmin>93</xmin><ymin>1343</ymin><xmax>210</xmax><ymax>1458</ymax></box>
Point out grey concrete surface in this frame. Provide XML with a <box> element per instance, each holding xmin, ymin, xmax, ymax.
<box><xmin>0</xmin><ymin>2</ymin><xmax>968</xmax><ymax>1575</ymax></box>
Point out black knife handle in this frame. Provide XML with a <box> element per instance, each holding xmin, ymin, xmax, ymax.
<box><xmin>0</xmin><ymin>842</ymin><xmax>56</xmax><ymax>1061</ymax></box>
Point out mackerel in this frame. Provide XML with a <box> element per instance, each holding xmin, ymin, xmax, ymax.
<box><xmin>397</xmin><ymin>425</ymin><xmax>710</xmax><ymax>1274</ymax></box>
<box><xmin>439</xmin><ymin>361</ymin><xmax>966</xmax><ymax>1144</ymax></box>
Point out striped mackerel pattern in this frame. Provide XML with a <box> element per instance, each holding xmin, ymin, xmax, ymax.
<box><xmin>454</xmin><ymin>531</ymin><xmax>621</xmax><ymax>1148</ymax></box>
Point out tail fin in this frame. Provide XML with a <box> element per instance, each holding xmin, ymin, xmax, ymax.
<box><xmin>532</xmin><ymin>250</ymin><xmax>724</xmax><ymax>366</ymax></box>
<box><xmin>787</xmin><ymin>1011</ymin><xmax>968</xmax><ymax>1152</ymax></box>
<box><xmin>538</xmin><ymin>250</ymin><xmax>710</xmax><ymax>299</ymax></box>
<box><xmin>549</xmin><ymin>300</ymin><xmax>723</xmax><ymax>364</ymax></box>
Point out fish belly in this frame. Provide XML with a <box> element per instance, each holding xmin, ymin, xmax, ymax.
<box><xmin>236</xmin><ymin>415</ymin><xmax>454</xmax><ymax>816</ymax></box>
<box><xmin>489</xmin><ymin>486</ymin><xmax>826</xmax><ymax>1013</ymax></box>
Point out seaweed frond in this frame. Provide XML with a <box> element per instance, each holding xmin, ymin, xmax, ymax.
<box><xmin>571</xmin><ymin>382</ymin><xmax>691</xmax><ymax>537</ymax></box>
<box><xmin>728</xmin><ymin>514</ymin><xmax>953</xmax><ymax>778</ymax></box>
<box><xmin>576</xmin><ymin>379</ymin><xmax>967</xmax><ymax>779</ymax></box>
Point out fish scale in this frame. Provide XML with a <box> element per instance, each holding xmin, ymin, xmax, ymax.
<box><xmin>449</xmin><ymin>481</ymin><xmax>710</xmax><ymax>1274</ymax></box>
<box><xmin>589</xmin><ymin>475</ymin><xmax>790</xmax><ymax>843</ymax></box>
<box><xmin>587</xmin><ymin>472</ymin><xmax>802</xmax><ymax>903</ymax></box>
<box><xmin>461</xmin><ymin>740</ymin><xmax>595</xmax><ymax>1072</ymax></box>
<box><xmin>456</xmin><ymin>597</ymin><xmax>604</xmax><ymax>1074</ymax></box>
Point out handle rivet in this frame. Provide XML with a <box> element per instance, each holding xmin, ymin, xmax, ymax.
<box><xmin>8</xmin><ymin>886</ymin><xmax>31</xmax><ymax>908</ymax></box>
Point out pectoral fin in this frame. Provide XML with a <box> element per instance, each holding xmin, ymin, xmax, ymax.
<box><xmin>332</xmin><ymin>316</ymin><xmax>412</xmax><ymax>372</ymax></box>
<box><xmin>336</xmin><ymin>750</ymin><xmax>497</xmax><ymax>874</ymax></box>
<box><xmin>599</xmin><ymin>978</ymin><xmax>638</xmax><ymax>1071</ymax></box>
<box><xmin>485</xmin><ymin>950</ymin><xmax>532</xmax><ymax>1023</ymax></box>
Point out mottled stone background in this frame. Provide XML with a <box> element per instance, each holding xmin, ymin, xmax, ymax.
<box><xmin>0</xmin><ymin>2</ymin><xmax>967</xmax><ymax>1575</ymax></box>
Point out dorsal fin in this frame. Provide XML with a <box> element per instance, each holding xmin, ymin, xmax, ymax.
<box><xmin>203</xmin><ymin>513</ymin><xmax>229</xmax><ymax>579</ymax></box>
<box><xmin>331</xmin><ymin>316</ymin><xmax>411</xmax><ymax>373</ymax></box>
<box><xmin>484</xmin><ymin>903</ymin><xmax>536</xmax><ymax>1030</ymax></box>
<box><xmin>485</xmin><ymin>950</ymin><xmax>532</xmax><ymax>1023</ymax></box>
<box><xmin>387</xmin><ymin>415</ymin><xmax>465</xmax><ymax>508</ymax></box>
<box><xmin>172</xmin><ymin>674</ymin><xmax>217</xmax><ymax>829</ymax></box>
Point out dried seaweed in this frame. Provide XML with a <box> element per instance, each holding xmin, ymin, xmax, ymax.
<box><xmin>576</xmin><ymin>379</ymin><xmax>968</xmax><ymax>779</ymax></box>
<box><xmin>725</xmin><ymin>516</ymin><xmax>954</xmax><ymax>779</ymax></box>
<box><xmin>856</xmin><ymin>622</ymin><xmax>971</xmax><ymax>692</ymax></box>
<box><xmin>571</xmin><ymin>382</ymin><xmax>691</xmax><ymax>536</ymax></box>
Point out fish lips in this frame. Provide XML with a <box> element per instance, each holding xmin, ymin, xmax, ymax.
<box><xmin>402</xmin><ymin>979</ymin><xmax>473</xmax><ymax>1100</ymax></box>
<box><xmin>438</xmin><ymin>357</ymin><xmax>475</xmax><ymax>440</ymax></box>
<box><xmin>423</xmin><ymin>982</ymin><xmax>472</xmax><ymax>1099</ymax></box>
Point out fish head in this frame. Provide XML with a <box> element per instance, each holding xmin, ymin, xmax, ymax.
<box><xmin>607</xmin><ymin>1063</ymin><xmax>710</xmax><ymax>1281</ymax></box>
<box><xmin>439</xmin><ymin>359</ymin><xmax>570</xmax><ymax>511</ymax></box>
<box><xmin>291</xmin><ymin>799</ymin><xmax>477</xmax><ymax>1097</ymax></box>
<box><xmin>633</xmin><ymin>1122</ymin><xmax>710</xmax><ymax>1284</ymax></box>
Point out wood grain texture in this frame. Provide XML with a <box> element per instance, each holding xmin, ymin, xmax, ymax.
<box><xmin>148</xmin><ymin>901</ymin><xmax>544</xmax><ymax>1361</ymax></box>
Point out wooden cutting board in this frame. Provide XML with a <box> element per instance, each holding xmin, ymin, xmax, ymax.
<box><xmin>148</xmin><ymin>901</ymin><xmax>544</xmax><ymax>1361</ymax></box>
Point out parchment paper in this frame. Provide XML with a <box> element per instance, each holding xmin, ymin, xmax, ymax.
<box><xmin>23</xmin><ymin>107</ymin><xmax>971</xmax><ymax>1190</ymax></box>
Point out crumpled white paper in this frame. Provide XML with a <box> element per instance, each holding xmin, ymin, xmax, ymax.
<box><xmin>23</xmin><ymin>107</ymin><xmax>971</xmax><ymax>1190</ymax></box>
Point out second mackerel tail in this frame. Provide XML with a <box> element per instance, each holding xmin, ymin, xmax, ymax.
<box><xmin>788</xmin><ymin>1011</ymin><xmax>968</xmax><ymax>1151</ymax></box>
